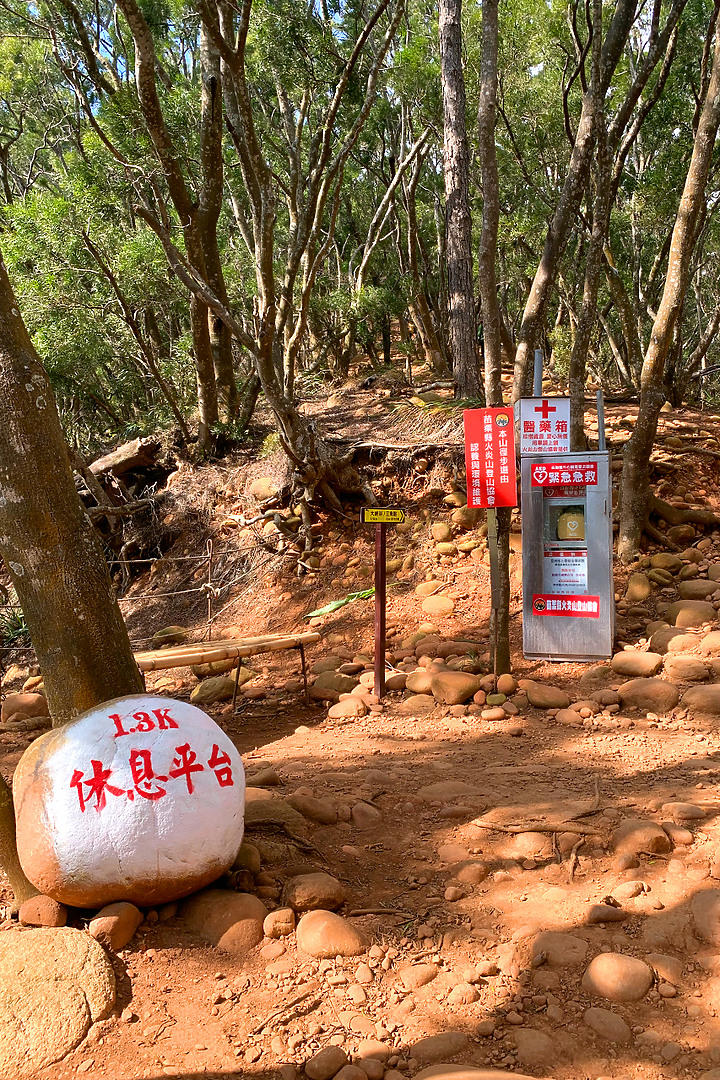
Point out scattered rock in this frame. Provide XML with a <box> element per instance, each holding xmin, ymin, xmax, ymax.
<box><xmin>328</xmin><ymin>698</ymin><xmax>368</xmax><ymax>719</ymax></box>
<box><xmin>626</xmin><ymin>572</ymin><xmax>652</xmax><ymax>602</ymax></box>
<box><xmin>692</xmin><ymin>890</ymin><xmax>720</xmax><ymax>944</ymax></box>
<box><xmin>665</xmin><ymin>600</ymin><xmax>716</xmax><ymax>627</ymax></box>
<box><xmin>531</xmin><ymin>931</ymin><xmax>588</xmax><ymax>967</ymax></box>
<box><xmin>396</xmin><ymin>694</ymin><xmax>436</xmax><ymax>715</ymax></box>
<box><xmin>0</xmin><ymin>693</ymin><xmax>49</xmax><ymax>724</ymax></box>
<box><xmin>511</xmin><ymin>1027</ymin><xmax>555</xmax><ymax>1068</ymax></box>
<box><xmin>88</xmin><ymin>902</ymin><xmax>143</xmax><ymax>951</ymax></box>
<box><xmin>584</xmin><ymin>1006</ymin><xmax>632</xmax><ymax>1043</ymax></box>
<box><xmin>264</xmin><ymin>908</ymin><xmax>296</xmax><ymax>938</ymax></box>
<box><xmin>399</xmin><ymin>963</ymin><xmax>438</xmax><ymax>990</ymax></box>
<box><xmin>421</xmin><ymin>596</ymin><xmax>456</xmax><ymax>617</ymax></box>
<box><xmin>284</xmin><ymin>873</ymin><xmax>345</xmax><ymax>913</ymax></box>
<box><xmin>151</xmin><ymin>626</ymin><xmax>188</xmax><ymax>647</ymax></box>
<box><xmin>678</xmin><ymin>579</ymin><xmax>718</xmax><ymax>600</ymax></box>
<box><xmin>305</xmin><ymin>1047</ymin><xmax>349</xmax><ymax>1080</ymax></box>
<box><xmin>582</xmin><ymin>952</ymin><xmax>654</xmax><ymax>1001</ymax></box>
<box><xmin>611</xmin><ymin>651</ymin><xmax>662</xmax><ymax>677</ymax></box>
<box><xmin>410</xmin><ymin>1032</ymin><xmax>469</xmax><ymax>1064</ymax></box>
<box><xmin>190</xmin><ymin>670</ymin><xmax>253</xmax><ymax>704</ymax></box>
<box><xmin>0</xmin><ymin>928</ymin><xmax>115</xmax><ymax>1079</ymax></box>
<box><xmin>663</xmin><ymin>655</ymin><xmax>708</xmax><ymax>681</ymax></box>
<box><xmin>700</xmin><ymin>631</ymin><xmax>720</xmax><ymax>655</ymax></box>
<box><xmin>430</xmin><ymin>672</ymin><xmax>483</xmax><ymax>705</ymax></box>
<box><xmin>520</xmin><ymin>681</ymin><xmax>571</xmax><ymax>709</ymax></box>
<box><xmin>18</xmin><ymin>895</ymin><xmax>66</xmax><ymax>928</ymax></box>
<box><xmin>616</xmin><ymin>678</ymin><xmax>679</xmax><ymax>713</ymax></box>
<box><xmin>683</xmin><ymin>685</ymin><xmax>720</xmax><ymax>716</ymax></box>
<box><xmin>296</xmin><ymin>910</ymin><xmax>367</xmax><ymax>958</ymax></box>
<box><xmin>287</xmin><ymin>794</ymin><xmax>339</xmax><ymax>824</ymax></box>
<box><xmin>662</xmin><ymin>801</ymin><xmax>705</xmax><ymax>821</ymax></box>
<box><xmin>181</xmin><ymin>890</ymin><xmax>267</xmax><ymax>954</ymax></box>
<box><xmin>612</xmin><ymin>818</ymin><xmax>672</xmax><ymax>855</ymax></box>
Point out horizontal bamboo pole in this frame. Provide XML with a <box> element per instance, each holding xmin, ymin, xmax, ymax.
<box><xmin>135</xmin><ymin>632</ymin><xmax>320</xmax><ymax>673</ymax></box>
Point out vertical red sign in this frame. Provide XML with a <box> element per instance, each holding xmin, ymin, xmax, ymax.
<box><xmin>463</xmin><ymin>408</ymin><xmax>518</xmax><ymax>509</ymax></box>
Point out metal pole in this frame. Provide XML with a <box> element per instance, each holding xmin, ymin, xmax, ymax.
<box><xmin>596</xmin><ymin>389</ymin><xmax>607</xmax><ymax>451</ymax></box>
<box><xmin>533</xmin><ymin>349</ymin><xmax>543</xmax><ymax>396</ymax></box>
<box><xmin>374</xmin><ymin>523</ymin><xmax>387</xmax><ymax>698</ymax></box>
<box><xmin>487</xmin><ymin>507</ymin><xmax>501</xmax><ymax>674</ymax></box>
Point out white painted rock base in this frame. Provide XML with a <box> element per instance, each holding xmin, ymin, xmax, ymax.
<box><xmin>13</xmin><ymin>695</ymin><xmax>245</xmax><ymax>907</ymax></box>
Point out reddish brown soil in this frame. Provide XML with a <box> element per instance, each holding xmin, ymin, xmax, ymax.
<box><xmin>2</xmin><ymin>395</ymin><xmax>720</xmax><ymax>1080</ymax></box>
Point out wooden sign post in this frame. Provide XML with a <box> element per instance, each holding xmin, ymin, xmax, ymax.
<box><xmin>360</xmin><ymin>507</ymin><xmax>406</xmax><ymax>697</ymax></box>
<box><xmin>463</xmin><ymin>409</ymin><xmax>518</xmax><ymax>673</ymax></box>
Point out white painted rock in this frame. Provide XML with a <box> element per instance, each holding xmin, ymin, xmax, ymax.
<box><xmin>13</xmin><ymin>694</ymin><xmax>245</xmax><ymax>907</ymax></box>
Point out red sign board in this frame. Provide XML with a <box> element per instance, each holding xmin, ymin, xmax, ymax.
<box><xmin>531</xmin><ymin>461</ymin><xmax>598</xmax><ymax>487</ymax></box>
<box><xmin>464</xmin><ymin>408</ymin><xmax>517</xmax><ymax>509</ymax></box>
<box><xmin>532</xmin><ymin>594</ymin><xmax>600</xmax><ymax>618</ymax></box>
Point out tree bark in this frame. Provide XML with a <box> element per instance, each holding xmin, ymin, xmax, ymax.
<box><xmin>620</xmin><ymin>14</ymin><xmax>720</xmax><ymax>561</ymax></box>
<box><xmin>511</xmin><ymin>0</ymin><xmax>639</xmax><ymax>399</ymax></box>
<box><xmin>439</xmin><ymin>0</ymin><xmax>480</xmax><ymax>398</ymax></box>
<box><xmin>0</xmin><ymin>249</ymin><xmax>145</xmax><ymax>903</ymax></box>
<box><xmin>476</xmin><ymin>0</ymin><xmax>510</xmax><ymax>674</ymax></box>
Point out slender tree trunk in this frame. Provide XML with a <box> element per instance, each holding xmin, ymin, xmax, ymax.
<box><xmin>620</xmin><ymin>13</ymin><xmax>720</xmax><ymax>561</ymax></box>
<box><xmin>511</xmin><ymin>0</ymin><xmax>639</xmax><ymax>399</ymax></box>
<box><xmin>439</xmin><ymin>0</ymin><xmax>480</xmax><ymax>398</ymax></box>
<box><xmin>568</xmin><ymin>0</ymin><xmax>609</xmax><ymax>449</ymax></box>
<box><xmin>476</xmin><ymin>0</ymin><xmax>510</xmax><ymax>674</ymax></box>
<box><xmin>0</xmin><ymin>250</ymin><xmax>145</xmax><ymax>902</ymax></box>
<box><xmin>199</xmin><ymin>26</ymin><xmax>238</xmax><ymax>422</ymax></box>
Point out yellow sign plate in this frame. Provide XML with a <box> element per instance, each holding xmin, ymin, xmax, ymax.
<box><xmin>360</xmin><ymin>507</ymin><xmax>406</xmax><ymax>524</ymax></box>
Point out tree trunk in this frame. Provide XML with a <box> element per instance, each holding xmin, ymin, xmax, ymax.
<box><xmin>0</xmin><ymin>249</ymin><xmax>146</xmax><ymax>902</ymax></box>
<box><xmin>511</xmin><ymin>0</ymin><xmax>638</xmax><ymax>399</ymax></box>
<box><xmin>620</xmin><ymin>13</ymin><xmax>720</xmax><ymax>561</ymax></box>
<box><xmin>568</xmin><ymin>0</ymin><xmax>609</xmax><ymax>449</ymax></box>
<box><xmin>476</xmin><ymin>0</ymin><xmax>510</xmax><ymax>675</ymax></box>
<box><xmin>439</xmin><ymin>0</ymin><xmax>480</xmax><ymax>398</ymax></box>
<box><xmin>0</xmin><ymin>252</ymin><xmax>146</xmax><ymax>722</ymax></box>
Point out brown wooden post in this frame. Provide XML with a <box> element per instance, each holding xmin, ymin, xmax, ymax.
<box><xmin>374</xmin><ymin>523</ymin><xmax>387</xmax><ymax>698</ymax></box>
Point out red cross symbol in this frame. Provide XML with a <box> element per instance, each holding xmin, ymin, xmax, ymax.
<box><xmin>534</xmin><ymin>399</ymin><xmax>556</xmax><ymax>419</ymax></box>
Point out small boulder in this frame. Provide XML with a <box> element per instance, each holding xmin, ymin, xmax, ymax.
<box><xmin>305</xmin><ymin>1047</ymin><xmax>350</xmax><ymax>1080</ymax></box>
<box><xmin>699</xmin><ymin>631</ymin><xmax>720</xmax><ymax>655</ymax></box>
<box><xmin>0</xmin><ymin>692</ymin><xmax>49</xmax><ymax>724</ymax></box>
<box><xmin>511</xmin><ymin>1027</ymin><xmax>555</xmax><ymax>1068</ymax></box>
<box><xmin>519</xmin><ymin>680</ymin><xmax>571</xmax><ymax>709</ymax></box>
<box><xmin>190</xmin><ymin>670</ymin><xmax>253</xmax><ymax>705</ymax></box>
<box><xmin>663</xmin><ymin>655</ymin><xmax>708</xmax><ymax>682</ymax></box>
<box><xmin>611</xmin><ymin>651</ymin><xmax>662</xmax><ymax>677</ymax></box>
<box><xmin>612</xmin><ymin>818</ymin><xmax>672</xmax><ymax>855</ymax></box>
<box><xmin>295</xmin><ymin>910</ymin><xmax>367</xmax><ymax>958</ymax></box>
<box><xmin>665</xmin><ymin>599</ymin><xmax>716</xmax><ymax>627</ymax></box>
<box><xmin>421</xmin><ymin>596</ymin><xmax>455</xmax><ymax>617</ymax></box>
<box><xmin>584</xmin><ymin>1006</ymin><xmax>632</xmax><ymax>1043</ymax></box>
<box><xmin>88</xmin><ymin>902</ymin><xmax>142</xmax><ymax>950</ymax></box>
<box><xmin>263</xmin><ymin>908</ymin><xmax>296</xmax><ymax>939</ymax></box>
<box><xmin>151</xmin><ymin>625</ymin><xmax>187</xmax><ymax>647</ymax></box>
<box><xmin>283</xmin><ymin>873</ymin><xmax>345</xmax><ymax>913</ymax></box>
<box><xmin>18</xmin><ymin>895</ymin><xmax>66</xmax><ymax>928</ymax></box>
<box><xmin>692</xmin><ymin>890</ymin><xmax>720</xmax><ymax>944</ymax></box>
<box><xmin>287</xmin><ymin>794</ymin><xmax>338</xmax><ymax>824</ymax></box>
<box><xmin>430</xmin><ymin>671</ymin><xmax>483</xmax><ymax>705</ymax></box>
<box><xmin>410</xmin><ymin>1032</ymin><xmax>469</xmax><ymax>1064</ymax></box>
<box><xmin>181</xmin><ymin>890</ymin><xmax>267</xmax><ymax>954</ymax></box>
<box><xmin>396</xmin><ymin>694</ymin><xmax>436</xmax><ymax>715</ymax></box>
<box><xmin>617</xmin><ymin>678</ymin><xmax>679</xmax><ymax>713</ymax></box>
<box><xmin>626</xmin><ymin>572</ymin><xmax>652</xmax><ymax>602</ymax></box>
<box><xmin>682</xmin><ymin>685</ymin><xmax>720</xmax><ymax>717</ymax></box>
<box><xmin>531</xmin><ymin>931</ymin><xmax>588</xmax><ymax>968</ymax></box>
<box><xmin>678</xmin><ymin>579</ymin><xmax>718</xmax><ymax>600</ymax></box>
<box><xmin>328</xmin><ymin>698</ymin><xmax>367</xmax><ymax>719</ymax></box>
<box><xmin>582</xmin><ymin>952</ymin><xmax>654</xmax><ymax>1001</ymax></box>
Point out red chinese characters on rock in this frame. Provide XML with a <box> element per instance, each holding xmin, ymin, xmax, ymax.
<box><xmin>70</xmin><ymin>706</ymin><xmax>236</xmax><ymax>812</ymax></box>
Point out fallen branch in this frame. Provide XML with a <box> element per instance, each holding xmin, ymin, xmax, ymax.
<box><xmin>87</xmin><ymin>498</ymin><xmax>152</xmax><ymax>520</ymax></box>
<box><xmin>470</xmin><ymin>819</ymin><xmax>604</xmax><ymax>836</ymax></box>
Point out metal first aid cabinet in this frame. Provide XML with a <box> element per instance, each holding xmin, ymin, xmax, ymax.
<box><xmin>521</xmin><ymin>451</ymin><xmax>614</xmax><ymax>661</ymax></box>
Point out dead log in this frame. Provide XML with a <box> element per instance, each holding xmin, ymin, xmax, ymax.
<box><xmin>89</xmin><ymin>436</ymin><xmax>161</xmax><ymax>477</ymax></box>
